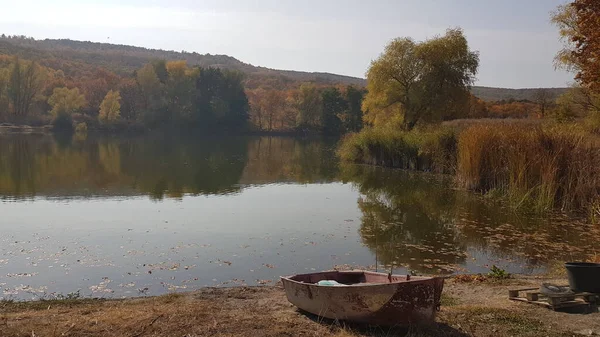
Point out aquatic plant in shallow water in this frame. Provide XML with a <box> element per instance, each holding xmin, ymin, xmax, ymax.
<box><xmin>337</xmin><ymin>127</ymin><xmax>457</xmax><ymax>174</ymax></box>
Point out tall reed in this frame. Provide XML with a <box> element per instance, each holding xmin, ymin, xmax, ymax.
<box><xmin>457</xmin><ymin>123</ymin><xmax>600</xmax><ymax>212</ymax></box>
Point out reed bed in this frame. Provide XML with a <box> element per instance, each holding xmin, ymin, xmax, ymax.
<box><xmin>339</xmin><ymin>121</ymin><xmax>600</xmax><ymax>215</ymax></box>
<box><xmin>337</xmin><ymin>127</ymin><xmax>457</xmax><ymax>174</ymax></box>
<box><xmin>457</xmin><ymin>123</ymin><xmax>600</xmax><ymax>213</ymax></box>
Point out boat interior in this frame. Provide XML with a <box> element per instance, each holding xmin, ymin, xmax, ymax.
<box><xmin>287</xmin><ymin>271</ymin><xmax>413</xmax><ymax>285</ymax></box>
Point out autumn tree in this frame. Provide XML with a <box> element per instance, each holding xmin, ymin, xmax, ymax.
<box><xmin>247</xmin><ymin>88</ymin><xmax>265</xmax><ymax>129</ymax></box>
<box><xmin>533</xmin><ymin>89</ymin><xmax>555</xmax><ymax>117</ymax></box>
<box><xmin>81</xmin><ymin>69</ymin><xmax>120</xmax><ymax>116</ymax></box>
<box><xmin>7</xmin><ymin>57</ymin><xmax>45</xmax><ymax>117</ymax></box>
<box><xmin>553</xmin><ymin>1</ymin><xmax>600</xmax><ymax>93</ymax></box>
<box><xmin>362</xmin><ymin>29</ymin><xmax>479</xmax><ymax>130</ymax></box>
<box><xmin>99</xmin><ymin>90</ymin><xmax>121</xmax><ymax>123</ymax></box>
<box><xmin>48</xmin><ymin>87</ymin><xmax>87</xmax><ymax>117</ymax></box>
<box><xmin>296</xmin><ymin>84</ymin><xmax>322</xmax><ymax>131</ymax></box>
<box><xmin>0</xmin><ymin>68</ymin><xmax>8</xmax><ymax>119</ymax></box>
<box><xmin>467</xmin><ymin>95</ymin><xmax>488</xmax><ymax>118</ymax></box>
<box><xmin>264</xmin><ymin>90</ymin><xmax>286</xmax><ymax>131</ymax></box>
<box><xmin>281</xmin><ymin>90</ymin><xmax>299</xmax><ymax>129</ymax></box>
<box><xmin>552</xmin><ymin>2</ymin><xmax>600</xmax><ymax>120</ymax></box>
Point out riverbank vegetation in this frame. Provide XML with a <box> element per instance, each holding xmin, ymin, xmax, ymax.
<box><xmin>338</xmin><ymin>2</ymin><xmax>600</xmax><ymax>217</ymax></box>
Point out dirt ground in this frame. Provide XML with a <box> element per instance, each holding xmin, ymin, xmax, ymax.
<box><xmin>0</xmin><ymin>276</ymin><xmax>598</xmax><ymax>337</ymax></box>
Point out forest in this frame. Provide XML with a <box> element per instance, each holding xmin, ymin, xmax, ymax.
<box><xmin>0</xmin><ymin>32</ymin><xmax>570</xmax><ymax>135</ymax></box>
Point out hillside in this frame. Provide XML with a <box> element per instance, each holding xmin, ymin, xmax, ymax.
<box><xmin>471</xmin><ymin>86</ymin><xmax>569</xmax><ymax>102</ymax></box>
<box><xmin>0</xmin><ymin>36</ymin><xmax>566</xmax><ymax>99</ymax></box>
<box><xmin>0</xmin><ymin>36</ymin><xmax>365</xmax><ymax>89</ymax></box>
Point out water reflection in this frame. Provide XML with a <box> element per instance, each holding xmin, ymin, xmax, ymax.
<box><xmin>1</xmin><ymin>134</ymin><xmax>600</xmax><ymax>299</ymax></box>
<box><xmin>0</xmin><ymin>134</ymin><xmax>339</xmax><ymax>200</ymax></box>
<box><xmin>340</xmin><ymin>164</ymin><xmax>600</xmax><ymax>274</ymax></box>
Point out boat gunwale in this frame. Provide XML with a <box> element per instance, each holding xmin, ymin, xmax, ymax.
<box><xmin>280</xmin><ymin>270</ymin><xmax>439</xmax><ymax>288</ymax></box>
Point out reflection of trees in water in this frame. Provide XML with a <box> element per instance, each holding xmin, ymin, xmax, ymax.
<box><xmin>118</xmin><ymin>134</ymin><xmax>249</xmax><ymax>199</ymax></box>
<box><xmin>341</xmin><ymin>164</ymin><xmax>466</xmax><ymax>274</ymax></box>
<box><xmin>242</xmin><ymin>136</ymin><xmax>338</xmax><ymax>184</ymax></box>
<box><xmin>0</xmin><ymin>135</ymin><xmax>340</xmax><ymax>200</ymax></box>
<box><xmin>0</xmin><ymin>134</ymin><xmax>249</xmax><ymax>199</ymax></box>
<box><xmin>342</xmin><ymin>164</ymin><xmax>600</xmax><ymax>273</ymax></box>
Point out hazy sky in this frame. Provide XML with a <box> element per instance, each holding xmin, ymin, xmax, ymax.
<box><xmin>0</xmin><ymin>0</ymin><xmax>574</xmax><ymax>88</ymax></box>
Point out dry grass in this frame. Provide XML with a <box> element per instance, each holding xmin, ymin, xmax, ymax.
<box><xmin>457</xmin><ymin>123</ymin><xmax>600</xmax><ymax>213</ymax></box>
<box><xmin>1</xmin><ymin>276</ymin><xmax>597</xmax><ymax>337</ymax></box>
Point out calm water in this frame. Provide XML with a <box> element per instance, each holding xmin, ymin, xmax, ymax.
<box><xmin>1</xmin><ymin>133</ymin><xmax>599</xmax><ymax>300</ymax></box>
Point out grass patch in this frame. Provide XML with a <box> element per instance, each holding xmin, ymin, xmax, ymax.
<box><xmin>465</xmin><ymin>307</ymin><xmax>546</xmax><ymax>336</ymax></box>
<box><xmin>441</xmin><ymin>293</ymin><xmax>460</xmax><ymax>307</ymax></box>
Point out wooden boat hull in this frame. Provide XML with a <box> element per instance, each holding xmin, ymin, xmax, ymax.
<box><xmin>281</xmin><ymin>271</ymin><xmax>444</xmax><ymax>326</ymax></box>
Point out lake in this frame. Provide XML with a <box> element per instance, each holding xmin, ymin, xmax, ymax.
<box><xmin>1</xmin><ymin>133</ymin><xmax>598</xmax><ymax>300</ymax></box>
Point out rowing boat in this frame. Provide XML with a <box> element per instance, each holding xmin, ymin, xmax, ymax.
<box><xmin>281</xmin><ymin>270</ymin><xmax>444</xmax><ymax>326</ymax></box>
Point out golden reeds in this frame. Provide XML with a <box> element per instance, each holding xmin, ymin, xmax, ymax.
<box><xmin>457</xmin><ymin>123</ymin><xmax>600</xmax><ymax>212</ymax></box>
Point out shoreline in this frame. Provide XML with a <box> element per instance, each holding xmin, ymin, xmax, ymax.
<box><xmin>0</xmin><ymin>124</ymin><xmax>52</xmax><ymax>135</ymax></box>
<box><xmin>1</xmin><ymin>275</ymin><xmax>598</xmax><ymax>337</ymax></box>
<box><xmin>0</xmin><ymin>123</ymin><xmax>332</xmax><ymax>138</ymax></box>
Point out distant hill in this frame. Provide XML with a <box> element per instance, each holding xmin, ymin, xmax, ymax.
<box><xmin>0</xmin><ymin>37</ymin><xmax>365</xmax><ymax>88</ymax></box>
<box><xmin>470</xmin><ymin>86</ymin><xmax>569</xmax><ymax>102</ymax></box>
<box><xmin>0</xmin><ymin>36</ymin><xmax>566</xmax><ymax>97</ymax></box>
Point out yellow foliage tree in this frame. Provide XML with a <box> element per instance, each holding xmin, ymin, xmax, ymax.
<box><xmin>363</xmin><ymin>29</ymin><xmax>479</xmax><ymax>130</ymax></box>
<box><xmin>48</xmin><ymin>87</ymin><xmax>86</xmax><ymax>117</ymax></box>
<box><xmin>99</xmin><ymin>90</ymin><xmax>121</xmax><ymax>123</ymax></box>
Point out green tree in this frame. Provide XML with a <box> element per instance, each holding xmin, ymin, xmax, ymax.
<box><xmin>48</xmin><ymin>87</ymin><xmax>87</xmax><ymax>117</ymax></box>
<box><xmin>296</xmin><ymin>84</ymin><xmax>322</xmax><ymax>131</ymax></box>
<box><xmin>118</xmin><ymin>79</ymin><xmax>140</xmax><ymax>121</ymax></box>
<box><xmin>341</xmin><ymin>85</ymin><xmax>365</xmax><ymax>132</ymax></box>
<box><xmin>152</xmin><ymin>59</ymin><xmax>169</xmax><ymax>84</ymax></box>
<box><xmin>362</xmin><ymin>28</ymin><xmax>479</xmax><ymax>130</ymax></box>
<box><xmin>321</xmin><ymin>87</ymin><xmax>346</xmax><ymax>134</ymax></box>
<box><xmin>136</xmin><ymin>63</ymin><xmax>164</xmax><ymax>125</ymax></box>
<box><xmin>165</xmin><ymin>60</ymin><xmax>194</xmax><ymax>122</ymax></box>
<box><xmin>193</xmin><ymin>68</ymin><xmax>248</xmax><ymax>127</ymax></box>
<box><xmin>99</xmin><ymin>90</ymin><xmax>121</xmax><ymax>123</ymax></box>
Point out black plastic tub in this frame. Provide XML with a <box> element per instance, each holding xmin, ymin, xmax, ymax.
<box><xmin>565</xmin><ymin>262</ymin><xmax>600</xmax><ymax>293</ymax></box>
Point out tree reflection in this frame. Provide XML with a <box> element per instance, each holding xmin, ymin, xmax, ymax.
<box><xmin>0</xmin><ymin>134</ymin><xmax>340</xmax><ymax>200</ymax></box>
<box><xmin>341</xmin><ymin>164</ymin><xmax>467</xmax><ymax>274</ymax></box>
<box><xmin>342</xmin><ymin>163</ymin><xmax>600</xmax><ymax>273</ymax></box>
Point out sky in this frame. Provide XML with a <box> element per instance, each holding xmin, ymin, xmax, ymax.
<box><xmin>0</xmin><ymin>0</ymin><xmax>574</xmax><ymax>88</ymax></box>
